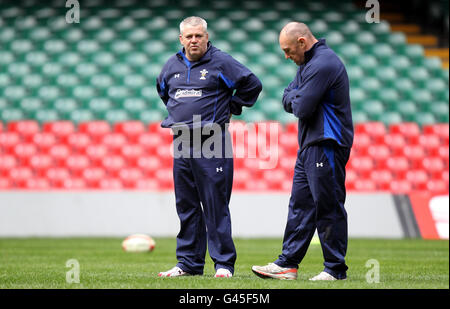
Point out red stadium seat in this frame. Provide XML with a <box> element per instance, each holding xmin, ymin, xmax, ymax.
<box><xmin>120</xmin><ymin>144</ymin><xmax>145</xmax><ymax>166</ymax></box>
<box><xmin>118</xmin><ymin>167</ymin><xmax>144</xmax><ymax>188</ymax></box>
<box><xmin>421</xmin><ymin>157</ymin><xmax>445</xmax><ymax>179</ymax></box>
<box><xmin>134</xmin><ymin>178</ymin><xmax>160</xmax><ymax>190</ymax></box>
<box><xmin>352</xmin><ymin>132</ymin><xmax>371</xmax><ymax>156</ymax></box>
<box><xmin>369</xmin><ymin>169</ymin><xmax>393</xmax><ymax>191</ymax></box>
<box><xmin>426</xmin><ymin>179</ymin><xmax>448</xmax><ymax>194</ymax></box>
<box><xmin>348</xmin><ymin>156</ymin><xmax>374</xmax><ymax>178</ymax></box>
<box><xmin>136</xmin><ymin>156</ymin><xmax>160</xmax><ymax>176</ymax></box>
<box><xmin>262</xmin><ymin>169</ymin><xmax>287</xmax><ymax>190</ymax></box>
<box><xmin>65</xmin><ymin>154</ymin><xmax>90</xmax><ymax>177</ymax></box>
<box><xmin>45</xmin><ymin>167</ymin><xmax>71</xmax><ymax>187</ymax></box>
<box><xmin>244</xmin><ymin>179</ymin><xmax>270</xmax><ymax>191</ymax></box>
<box><xmin>389</xmin><ymin>180</ymin><xmax>412</xmax><ymax>193</ymax></box>
<box><xmin>279</xmin><ymin>133</ymin><xmax>298</xmax><ymax>156</ymax></box>
<box><xmin>59</xmin><ymin>178</ymin><xmax>87</xmax><ymax>190</ymax></box>
<box><xmin>13</xmin><ymin>143</ymin><xmax>37</xmax><ymax>163</ymax></box>
<box><xmin>155</xmin><ymin>144</ymin><xmax>174</xmax><ymax>167</ymax></box>
<box><xmin>47</xmin><ymin>144</ymin><xmax>71</xmax><ymax>166</ymax></box>
<box><xmin>233</xmin><ymin>169</ymin><xmax>251</xmax><ymax>190</ymax></box>
<box><xmin>24</xmin><ymin>178</ymin><xmax>51</xmax><ymax>190</ymax></box>
<box><xmin>7</xmin><ymin>121</ymin><xmax>40</xmax><ymax>142</ymax></box>
<box><xmin>0</xmin><ymin>132</ymin><xmax>20</xmax><ymax>153</ymax></box>
<box><xmin>9</xmin><ymin>167</ymin><xmax>33</xmax><ymax>188</ymax></box>
<box><xmin>285</xmin><ymin>122</ymin><xmax>298</xmax><ymax>134</ymax></box>
<box><xmin>101</xmin><ymin>133</ymin><xmax>127</xmax><ymax>154</ymax></box>
<box><xmin>437</xmin><ymin>145</ymin><xmax>449</xmax><ymax>168</ymax></box>
<box><xmin>28</xmin><ymin>154</ymin><xmax>53</xmax><ymax>177</ymax></box>
<box><xmin>83</xmin><ymin>144</ymin><xmax>109</xmax><ymax>166</ymax></box>
<box><xmin>154</xmin><ymin>168</ymin><xmax>174</xmax><ymax>190</ymax></box>
<box><xmin>0</xmin><ymin>155</ymin><xmax>17</xmax><ymax>176</ymax></box>
<box><xmin>78</xmin><ymin>121</ymin><xmax>111</xmax><ymax>143</ymax></box>
<box><xmin>354</xmin><ymin>122</ymin><xmax>386</xmax><ymax>143</ymax></box>
<box><xmin>64</xmin><ymin>132</ymin><xmax>91</xmax><ymax>153</ymax></box>
<box><xmin>148</xmin><ymin>122</ymin><xmax>172</xmax><ymax>143</ymax></box>
<box><xmin>389</xmin><ymin>122</ymin><xmax>421</xmax><ymax>143</ymax></box>
<box><xmin>0</xmin><ymin>177</ymin><xmax>11</xmax><ymax>189</ymax></box>
<box><xmin>42</xmin><ymin>121</ymin><xmax>75</xmax><ymax>140</ymax></box>
<box><xmin>367</xmin><ymin>144</ymin><xmax>391</xmax><ymax>168</ymax></box>
<box><xmin>405</xmin><ymin>169</ymin><xmax>429</xmax><ymax>191</ymax></box>
<box><xmin>353</xmin><ymin>179</ymin><xmax>377</xmax><ymax>192</ymax></box>
<box><xmin>382</xmin><ymin>133</ymin><xmax>406</xmax><ymax>156</ymax></box>
<box><xmin>101</xmin><ymin>155</ymin><xmax>126</xmax><ymax>177</ymax></box>
<box><xmin>32</xmin><ymin>132</ymin><xmax>57</xmax><ymax>152</ymax></box>
<box><xmin>402</xmin><ymin>145</ymin><xmax>426</xmax><ymax>169</ymax></box>
<box><xmin>422</xmin><ymin>123</ymin><xmax>449</xmax><ymax>141</ymax></box>
<box><xmin>114</xmin><ymin>121</ymin><xmax>146</xmax><ymax>143</ymax></box>
<box><xmin>98</xmin><ymin>178</ymin><xmax>124</xmax><ymax>190</ymax></box>
<box><xmin>383</xmin><ymin>156</ymin><xmax>410</xmax><ymax>179</ymax></box>
<box><xmin>82</xmin><ymin>167</ymin><xmax>106</xmax><ymax>188</ymax></box>
<box><xmin>417</xmin><ymin>134</ymin><xmax>441</xmax><ymax>156</ymax></box>
<box><xmin>137</xmin><ymin>132</ymin><xmax>163</xmax><ymax>155</ymax></box>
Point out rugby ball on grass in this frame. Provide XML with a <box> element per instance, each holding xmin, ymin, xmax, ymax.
<box><xmin>122</xmin><ymin>234</ymin><xmax>155</xmax><ymax>253</ymax></box>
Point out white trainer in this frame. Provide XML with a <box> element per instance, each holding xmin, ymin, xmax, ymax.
<box><xmin>158</xmin><ymin>266</ymin><xmax>191</xmax><ymax>277</ymax></box>
<box><xmin>252</xmin><ymin>263</ymin><xmax>298</xmax><ymax>280</ymax></box>
<box><xmin>215</xmin><ymin>268</ymin><xmax>232</xmax><ymax>278</ymax></box>
<box><xmin>309</xmin><ymin>271</ymin><xmax>346</xmax><ymax>281</ymax></box>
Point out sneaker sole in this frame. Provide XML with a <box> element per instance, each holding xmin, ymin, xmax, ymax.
<box><xmin>251</xmin><ymin>268</ymin><xmax>297</xmax><ymax>280</ymax></box>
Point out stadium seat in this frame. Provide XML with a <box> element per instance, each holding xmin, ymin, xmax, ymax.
<box><xmin>28</xmin><ymin>154</ymin><xmax>53</xmax><ymax>177</ymax></box>
<box><xmin>78</xmin><ymin>121</ymin><xmax>111</xmax><ymax>142</ymax></box>
<box><xmin>82</xmin><ymin>167</ymin><xmax>106</xmax><ymax>188</ymax></box>
<box><xmin>7</xmin><ymin>120</ymin><xmax>40</xmax><ymax>142</ymax></box>
<box><xmin>65</xmin><ymin>154</ymin><xmax>90</xmax><ymax>177</ymax></box>
<box><xmin>114</xmin><ymin>121</ymin><xmax>146</xmax><ymax>142</ymax></box>
<box><xmin>0</xmin><ymin>154</ymin><xmax>17</xmax><ymax>176</ymax></box>
<box><xmin>369</xmin><ymin>169</ymin><xmax>394</xmax><ymax>191</ymax></box>
<box><xmin>405</xmin><ymin>169</ymin><xmax>429</xmax><ymax>191</ymax></box>
<box><xmin>42</xmin><ymin>121</ymin><xmax>75</xmax><ymax>140</ymax></box>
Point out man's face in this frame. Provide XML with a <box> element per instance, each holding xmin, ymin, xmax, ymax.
<box><xmin>179</xmin><ymin>25</ymin><xmax>209</xmax><ymax>62</ymax></box>
<box><xmin>279</xmin><ymin>33</ymin><xmax>306</xmax><ymax>66</ymax></box>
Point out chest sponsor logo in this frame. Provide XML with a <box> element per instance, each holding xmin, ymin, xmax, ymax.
<box><xmin>175</xmin><ymin>89</ymin><xmax>202</xmax><ymax>99</ymax></box>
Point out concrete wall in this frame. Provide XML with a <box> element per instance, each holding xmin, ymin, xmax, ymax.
<box><xmin>0</xmin><ymin>191</ymin><xmax>405</xmax><ymax>238</ymax></box>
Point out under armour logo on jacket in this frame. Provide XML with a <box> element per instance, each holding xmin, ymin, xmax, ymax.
<box><xmin>316</xmin><ymin>162</ymin><xmax>324</xmax><ymax>167</ymax></box>
<box><xmin>174</xmin><ymin>74</ymin><xmax>180</xmax><ymax>78</ymax></box>
<box><xmin>216</xmin><ymin>167</ymin><xmax>223</xmax><ymax>172</ymax></box>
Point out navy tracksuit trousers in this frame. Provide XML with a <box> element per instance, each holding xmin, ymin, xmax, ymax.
<box><xmin>275</xmin><ymin>140</ymin><xmax>350</xmax><ymax>279</ymax></box>
<box><xmin>173</xmin><ymin>128</ymin><xmax>236</xmax><ymax>275</ymax></box>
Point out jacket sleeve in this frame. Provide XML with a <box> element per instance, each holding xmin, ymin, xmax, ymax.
<box><xmin>286</xmin><ymin>63</ymin><xmax>335</xmax><ymax>121</ymax></box>
<box><xmin>220</xmin><ymin>55</ymin><xmax>263</xmax><ymax>115</ymax></box>
<box><xmin>282</xmin><ymin>79</ymin><xmax>298</xmax><ymax>114</ymax></box>
<box><xmin>156</xmin><ymin>66</ymin><xmax>169</xmax><ymax>106</ymax></box>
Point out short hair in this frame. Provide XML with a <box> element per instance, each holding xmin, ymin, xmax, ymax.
<box><xmin>281</xmin><ymin>22</ymin><xmax>314</xmax><ymax>41</ymax></box>
<box><xmin>179</xmin><ymin>16</ymin><xmax>207</xmax><ymax>34</ymax></box>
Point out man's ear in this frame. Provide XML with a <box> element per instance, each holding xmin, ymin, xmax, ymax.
<box><xmin>297</xmin><ymin>37</ymin><xmax>306</xmax><ymax>47</ymax></box>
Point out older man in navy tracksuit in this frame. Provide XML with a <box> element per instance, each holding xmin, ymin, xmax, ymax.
<box><xmin>156</xmin><ymin>17</ymin><xmax>262</xmax><ymax>278</ymax></box>
<box><xmin>252</xmin><ymin>22</ymin><xmax>353</xmax><ymax>281</ymax></box>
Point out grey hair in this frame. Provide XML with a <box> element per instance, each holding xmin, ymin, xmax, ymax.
<box><xmin>179</xmin><ymin>16</ymin><xmax>207</xmax><ymax>34</ymax></box>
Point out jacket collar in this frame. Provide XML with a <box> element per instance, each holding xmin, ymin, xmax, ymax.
<box><xmin>304</xmin><ymin>38</ymin><xmax>326</xmax><ymax>64</ymax></box>
<box><xmin>177</xmin><ymin>42</ymin><xmax>213</xmax><ymax>67</ymax></box>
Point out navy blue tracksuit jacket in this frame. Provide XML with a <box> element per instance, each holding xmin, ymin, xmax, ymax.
<box><xmin>156</xmin><ymin>42</ymin><xmax>262</xmax><ymax>275</ymax></box>
<box><xmin>275</xmin><ymin>39</ymin><xmax>353</xmax><ymax>279</ymax></box>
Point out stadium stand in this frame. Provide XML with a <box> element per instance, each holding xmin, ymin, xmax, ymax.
<box><xmin>0</xmin><ymin>0</ymin><xmax>448</xmax><ymax>194</ymax></box>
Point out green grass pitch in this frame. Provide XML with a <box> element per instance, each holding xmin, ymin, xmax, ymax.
<box><xmin>0</xmin><ymin>237</ymin><xmax>448</xmax><ymax>289</ymax></box>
